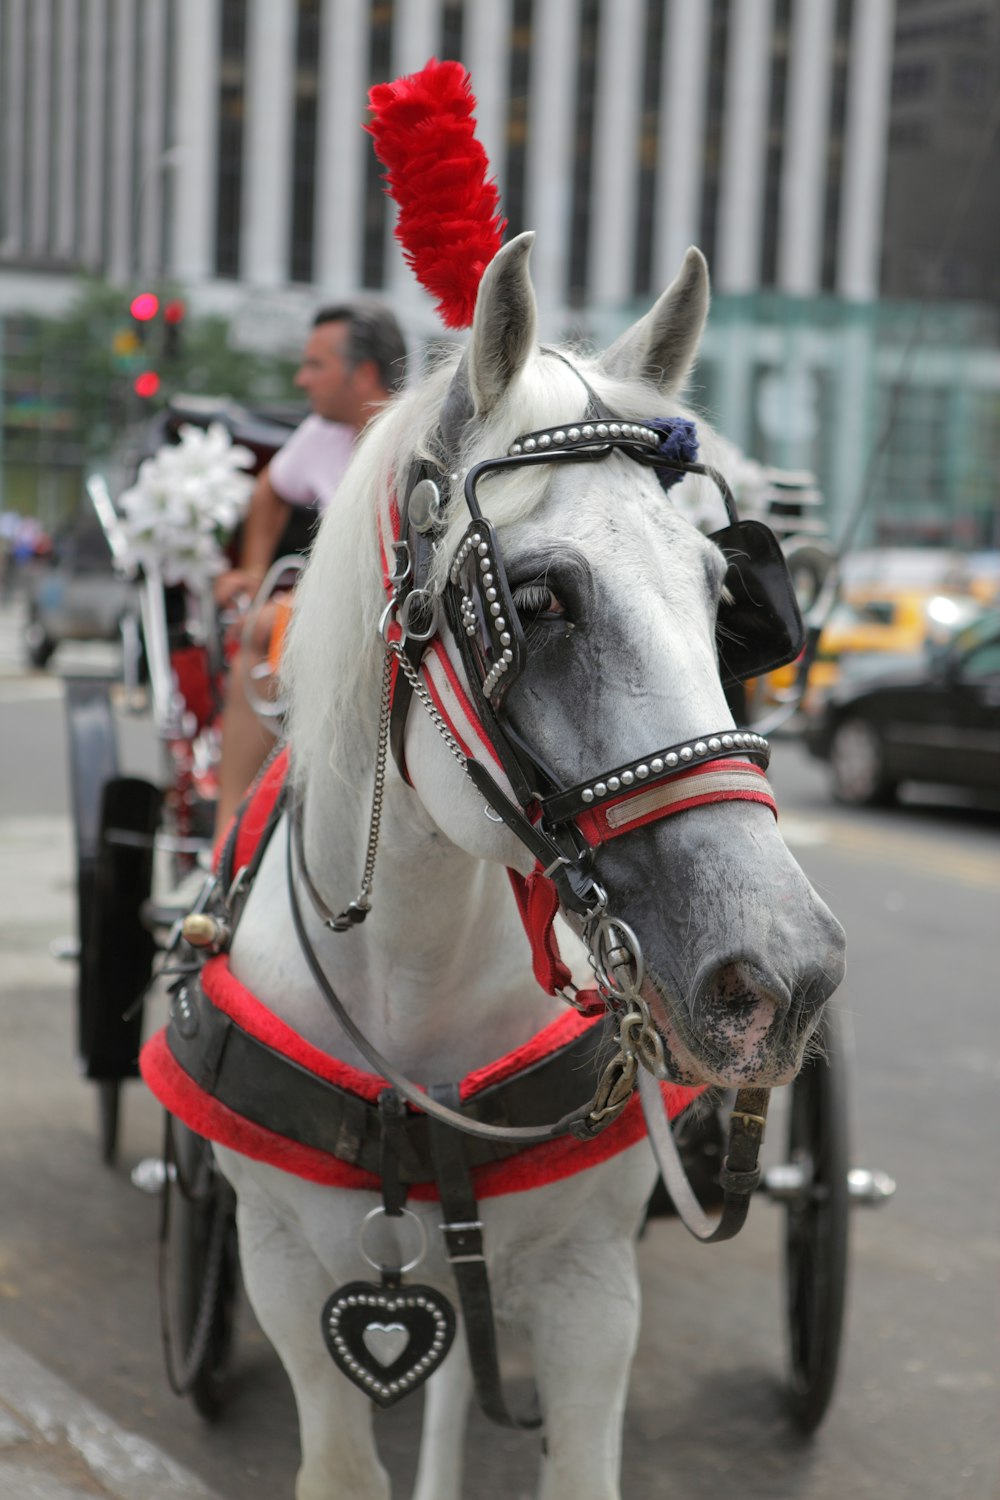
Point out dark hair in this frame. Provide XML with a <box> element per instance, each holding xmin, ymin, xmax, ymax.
<box><xmin>312</xmin><ymin>300</ymin><xmax>407</xmax><ymax>393</ymax></box>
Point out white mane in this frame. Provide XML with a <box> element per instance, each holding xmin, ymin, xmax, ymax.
<box><xmin>280</xmin><ymin>342</ymin><xmax>726</xmax><ymax>792</ymax></box>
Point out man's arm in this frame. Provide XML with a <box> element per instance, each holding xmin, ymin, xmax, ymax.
<box><xmin>214</xmin><ymin>466</ymin><xmax>290</xmax><ymax>606</ymax></box>
<box><xmin>238</xmin><ymin>465</ymin><xmax>291</xmax><ymax>578</ymax></box>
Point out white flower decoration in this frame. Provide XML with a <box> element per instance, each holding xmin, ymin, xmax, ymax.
<box><xmin>118</xmin><ymin>422</ymin><xmax>255</xmax><ymax>589</ymax></box>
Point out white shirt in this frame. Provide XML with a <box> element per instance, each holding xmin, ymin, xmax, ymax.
<box><xmin>268</xmin><ymin>414</ymin><xmax>356</xmax><ymax>512</ymax></box>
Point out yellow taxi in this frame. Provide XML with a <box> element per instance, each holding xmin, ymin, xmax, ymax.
<box><xmin>745</xmin><ymin>586</ymin><xmax>988</xmax><ymax>719</ymax></box>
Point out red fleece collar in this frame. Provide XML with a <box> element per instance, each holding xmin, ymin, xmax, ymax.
<box><xmin>140</xmin><ymin>956</ymin><xmax>703</xmax><ymax>1199</ymax></box>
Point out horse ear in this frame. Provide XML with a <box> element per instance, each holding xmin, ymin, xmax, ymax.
<box><xmin>599</xmin><ymin>246</ymin><xmax>710</xmax><ymax>394</ymax></box>
<box><xmin>467</xmin><ymin>231</ymin><xmax>538</xmax><ymax>415</ymax></box>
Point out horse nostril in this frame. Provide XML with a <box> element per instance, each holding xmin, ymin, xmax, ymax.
<box><xmin>697</xmin><ymin>960</ymin><xmax>790</xmax><ymax>1022</ymax></box>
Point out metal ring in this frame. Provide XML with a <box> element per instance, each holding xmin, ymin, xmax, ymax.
<box><xmin>240</xmin><ymin>554</ymin><xmax>303</xmax><ymax>720</ymax></box>
<box><xmin>408</xmin><ymin>478</ymin><xmax>443</xmax><ymax>534</ymax></box>
<box><xmin>590</xmin><ymin>915</ymin><xmax>645</xmax><ymax>1000</ymax></box>
<box><xmin>359</xmin><ymin>1205</ymin><xmax>427</xmax><ymax>1275</ymax></box>
<box><xmin>398</xmin><ymin>588</ymin><xmax>440</xmax><ymax>643</ymax></box>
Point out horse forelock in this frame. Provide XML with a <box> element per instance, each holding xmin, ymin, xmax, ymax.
<box><xmin>281</xmin><ymin>341</ymin><xmax>721</xmax><ymax>793</ymax></box>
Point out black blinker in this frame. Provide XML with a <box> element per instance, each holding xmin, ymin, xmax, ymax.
<box><xmin>711</xmin><ymin>519</ymin><xmax>805</xmax><ymax>686</ymax></box>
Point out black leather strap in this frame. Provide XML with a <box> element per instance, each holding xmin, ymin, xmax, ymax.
<box><xmin>427</xmin><ymin>1083</ymin><xmax>542</xmax><ymax>1430</ymax></box>
<box><xmin>165</xmin><ymin>972</ymin><xmax>619</xmax><ymax>1181</ymax></box>
<box><xmin>638</xmin><ymin>1070</ymin><xmax>768</xmax><ymax>1243</ymax></box>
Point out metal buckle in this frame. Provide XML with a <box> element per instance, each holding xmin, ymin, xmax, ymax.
<box><xmin>390</xmin><ymin>540</ymin><xmax>412</xmax><ymax>585</ymax></box>
<box><xmin>440</xmin><ymin>1219</ymin><xmax>485</xmax><ymax>1265</ymax></box>
<box><xmin>398</xmin><ymin>588</ymin><xmax>440</xmax><ymax>644</ymax></box>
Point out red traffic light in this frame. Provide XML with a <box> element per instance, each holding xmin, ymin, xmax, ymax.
<box><xmin>130</xmin><ymin>292</ymin><xmax>160</xmax><ymax>322</ymax></box>
<box><xmin>163</xmin><ymin>298</ymin><xmax>186</xmax><ymax>324</ymax></box>
<box><xmin>134</xmin><ymin>370</ymin><xmax>161</xmax><ymax>398</ymax></box>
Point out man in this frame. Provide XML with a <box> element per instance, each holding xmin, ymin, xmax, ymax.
<box><xmin>213</xmin><ymin>300</ymin><xmax>406</xmax><ymax>838</ymax></box>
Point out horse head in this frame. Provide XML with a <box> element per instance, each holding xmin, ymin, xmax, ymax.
<box><xmin>391</xmin><ymin>232</ymin><xmax>845</xmax><ymax>1090</ymax></box>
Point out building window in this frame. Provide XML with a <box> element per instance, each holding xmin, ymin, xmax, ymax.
<box><xmin>215</xmin><ymin>0</ymin><xmax>247</xmax><ymax>279</ymax></box>
<box><xmin>759</xmin><ymin>0</ymin><xmax>791</xmax><ymax>288</ymax></box>
<box><xmin>951</xmin><ymin>54</ymin><xmax>990</xmax><ymax>103</ymax></box>
<box><xmin>888</xmin><ymin>117</ymin><xmax>929</xmax><ymax>150</ymax></box>
<box><xmin>567</xmin><ymin>0</ymin><xmax>601</xmax><ymax>307</ymax></box>
<box><xmin>699</xmin><ymin>0</ymin><xmax>732</xmax><ymax>278</ymax></box>
<box><xmin>440</xmin><ymin>0</ymin><xmax>464</xmax><ymax>61</ymax></box>
<box><xmin>820</xmin><ymin>0</ymin><xmax>852</xmax><ymax>292</ymax></box>
<box><xmin>362</xmin><ymin>0</ymin><xmax>394</xmax><ymax>289</ymax></box>
<box><xmin>633</xmin><ymin>0</ymin><xmax>667</xmax><ymax>299</ymax></box>
<box><xmin>892</xmin><ymin>60</ymin><xmax>934</xmax><ymax>99</ymax></box>
<box><xmin>289</xmin><ymin>0</ymin><xmax>321</xmax><ymax>284</ymax></box>
<box><xmin>504</xmin><ymin>0</ymin><xmax>534</xmax><ymax>240</ymax></box>
<box><xmin>159</xmin><ymin>4</ymin><xmax>178</xmax><ymax>277</ymax></box>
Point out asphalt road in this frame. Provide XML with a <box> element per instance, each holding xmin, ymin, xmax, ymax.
<box><xmin>1</xmin><ymin>631</ymin><xmax>998</xmax><ymax>1499</ymax></box>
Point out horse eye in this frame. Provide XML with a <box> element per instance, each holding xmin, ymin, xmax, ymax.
<box><xmin>512</xmin><ymin>583</ymin><xmax>565</xmax><ymax>619</ymax></box>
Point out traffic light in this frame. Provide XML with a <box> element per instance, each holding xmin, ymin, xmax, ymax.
<box><xmin>162</xmin><ymin>299</ymin><xmax>185</xmax><ymax>360</ymax></box>
<box><xmin>134</xmin><ymin>370</ymin><xmax>161</xmax><ymax>399</ymax></box>
<box><xmin>129</xmin><ymin>292</ymin><xmax>160</xmax><ymax>343</ymax></box>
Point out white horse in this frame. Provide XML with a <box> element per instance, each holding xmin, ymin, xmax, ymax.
<box><xmin>197</xmin><ymin>236</ymin><xmax>845</xmax><ymax>1500</ymax></box>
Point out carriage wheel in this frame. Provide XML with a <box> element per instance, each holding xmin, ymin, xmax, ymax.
<box><xmin>64</xmin><ymin>679</ymin><xmax>132</xmax><ymax>1164</ymax></box>
<box><xmin>782</xmin><ymin>1011</ymin><xmax>850</xmax><ymax>1433</ymax></box>
<box><xmin>160</xmin><ymin>1119</ymin><xmax>240</xmax><ymax>1421</ymax></box>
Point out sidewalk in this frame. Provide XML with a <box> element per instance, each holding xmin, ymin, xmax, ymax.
<box><xmin>0</xmin><ymin>1335</ymin><xmax>226</xmax><ymax>1500</ymax></box>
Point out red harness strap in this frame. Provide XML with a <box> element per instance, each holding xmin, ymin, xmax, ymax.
<box><xmin>213</xmin><ymin>745</ymin><xmax>290</xmax><ymax>876</ymax></box>
<box><xmin>508</xmin><ymin>761</ymin><xmax>776</xmax><ymax>1000</ymax></box>
<box><xmin>506</xmin><ymin>866</ymin><xmax>574</xmax><ymax>995</ymax></box>
<box><xmin>574</xmin><ymin>759</ymin><xmax>776</xmax><ymax>846</ymax></box>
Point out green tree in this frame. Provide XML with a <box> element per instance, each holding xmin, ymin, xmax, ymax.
<box><xmin>32</xmin><ymin>280</ymin><xmax>299</xmax><ymax>461</ymax></box>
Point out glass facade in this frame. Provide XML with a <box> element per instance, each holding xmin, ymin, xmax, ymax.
<box><xmin>1</xmin><ymin>0</ymin><xmax>997</xmax><ymax>547</ymax></box>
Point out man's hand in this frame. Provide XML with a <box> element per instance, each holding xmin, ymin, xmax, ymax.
<box><xmin>213</xmin><ymin>566</ymin><xmax>264</xmax><ymax>609</ymax></box>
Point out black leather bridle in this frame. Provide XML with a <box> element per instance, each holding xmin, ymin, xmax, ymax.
<box><xmin>387</xmin><ymin>409</ymin><xmax>805</xmax><ymax>921</ymax></box>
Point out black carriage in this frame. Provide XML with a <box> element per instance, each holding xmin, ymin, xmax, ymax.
<box><xmin>62</xmin><ymin>399</ymin><xmax>297</xmax><ymax>1414</ymax></box>
<box><xmin>65</xmin><ymin>398</ymin><xmax>294</xmax><ymax>1160</ymax></box>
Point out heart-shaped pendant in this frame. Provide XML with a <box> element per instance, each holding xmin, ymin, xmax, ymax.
<box><xmin>321</xmin><ymin>1281</ymin><xmax>456</xmax><ymax>1407</ymax></box>
<box><xmin>363</xmin><ymin>1321</ymin><xmax>409</xmax><ymax>1367</ymax></box>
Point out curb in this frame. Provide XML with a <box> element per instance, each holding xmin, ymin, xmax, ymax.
<box><xmin>0</xmin><ymin>1335</ymin><xmax>227</xmax><ymax>1500</ymax></box>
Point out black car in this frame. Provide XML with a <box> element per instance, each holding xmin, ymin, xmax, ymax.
<box><xmin>802</xmin><ymin>611</ymin><xmax>1000</xmax><ymax>804</ymax></box>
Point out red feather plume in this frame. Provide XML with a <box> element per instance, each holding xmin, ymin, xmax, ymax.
<box><xmin>366</xmin><ymin>59</ymin><xmax>507</xmax><ymax>329</ymax></box>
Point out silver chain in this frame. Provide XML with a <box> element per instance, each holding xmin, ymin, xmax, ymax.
<box><xmin>296</xmin><ymin>625</ymin><xmax>468</xmax><ymax>930</ymax></box>
<box><xmin>354</xmin><ymin>634</ymin><xmax>470</xmax><ymax>908</ymax></box>
<box><xmin>388</xmin><ymin>638</ymin><xmax>468</xmax><ymax>766</ymax></box>
<box><xmin>356</xmin><ymin>644</ymin><xmax>396</xmax><ymax>903</ymax></box>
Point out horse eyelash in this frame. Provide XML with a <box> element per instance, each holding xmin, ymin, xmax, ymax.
<box><xmin>512</xmin><ymin>583</ymin><xmax>556</xmax><ymax>615</ymax></box>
